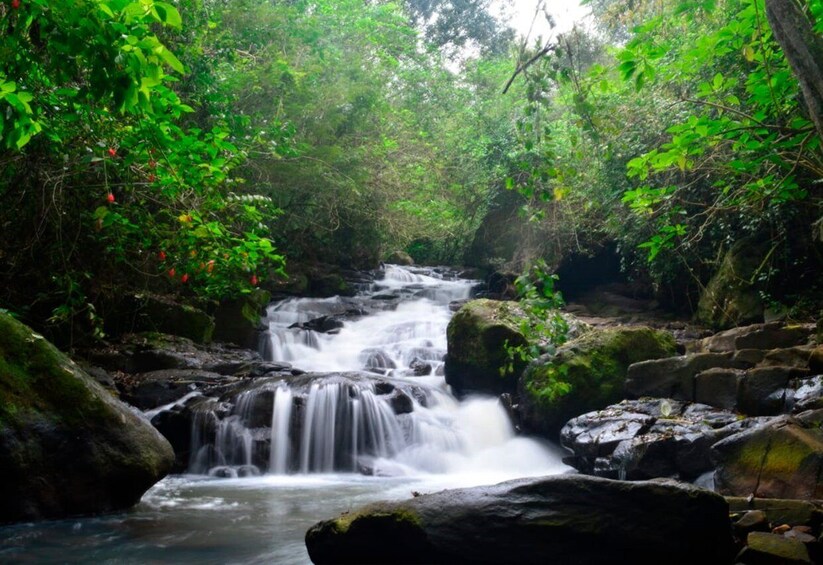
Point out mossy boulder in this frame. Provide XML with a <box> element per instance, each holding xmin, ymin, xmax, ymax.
<box><xmin>305</xmin><ymin>474</ymin><xmax>735</xmax><ymax>565</ymax></box>
<box><xmin>713</xmin><ymin>416</ymin><xmax>823</xmax><ymax>500</ymax></box>
<box><xmin>444</xmin><ymin>299</ymin><xmax>528</xmax><ymax>396</ymax></box>
<box><xmin>107</xmin><ymin>294</ymin><xmax>215</xmax><ymax>343</ymax></box>
<box><xmin>212</xmin><ymin>289</ymin><xmax>271</xmax><ymax>348</ymax></box>
<box><xmin>0</xmin><ymin>312</ymin><xmax>174</xmax><ymax>524</ymax></box>
<box><xmin>696</xmin><ymin>239</ymin><xmax>767</xmax><ymax>330</ymax></box>
<box><xmin>385</xmin><ymin>250</ymin><xmax>414</xmax><ymax>266</ymax></box>
<box><xmin>519</xmin><ymin>326</ymin><xmax>677</xmax><ymax>439</ymax></box>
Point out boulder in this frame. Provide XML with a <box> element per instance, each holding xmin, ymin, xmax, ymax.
<box><xmin>519</xmin><ymin>326</ymin><xmax>676</xmax><ymax>438</ymax></box>
<box><xmin>626</xmin><ymin>352</ymin><xmax>749</xmax><ymax>400</ymax></box>
<box><xmin>119</xmin><ymin>369</ymin><xmax>237</xmax><ymax>411</ymax></box>
<box><xmin>444</xmin><ymin>299</ymin><xmax>528</xmax><ymax>396</ymax></box>
<box><xmin>698</xmin><ymin>322</ymin><xmax>814</xmax><ymax>353</ymax></box>
<box><xmin>713</xmin><ymin>416</ymin><xmax>823</xmax><ymax>500</ymax></box>
<box><xmin>385</xmin><ymin>251</ymin><xmax>414</xmax><ymax>266</ymax></box>
<box><xmin>736</xmin><ymin>532</ymin><xmax>811</xmax><ymax>564</ymax></box>
<box><xmin>305</xmin><ymin>474</ymin><xmax>735</xmax><ymax>565</ymax></box>
<box><xmin>560</xmin><ymin>399</ymin><xmax>747</xmax><ymax>480</ymax></box>
<box><xmin>738</xmin><ymin>366</ymin><xmax>809</xmax><ymax>416</ymax></box>
<box><xmin>211</xmin><ymin>289</ymin><xmax>271</xmax><ymax>349</ymax></box>
<box><xmin>696</xmin><ymin>239</ymin><xmax>767</xmax><ymax>329</ymax></box>
<box><xmin>0</xmin><ymin>312</ymin><xmax>174</xmax><ymax>524</ymax></box>
<box><xmin>107</xmin><ymin>294</ymin><xmax>215</xmax><ymax>343</ymax></box>
<box><xmin>694</xmin><ymin>367</ymin><xmax>746</xmax><ymax>409</ymax></box>
<box><xmin>83</xmin><ymin>333</ymin><xmax>262</xmax><ymax>377</ymax></box>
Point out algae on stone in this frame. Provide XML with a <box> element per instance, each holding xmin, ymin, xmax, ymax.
<box><xmin>0</xmin><ymin>311</ymin><xmax>174</xmax><ymax>524</ymax></box>
<box><xmin>444</xmin><ymin>299</ymin><xmax>528</xmax><ymax>396</ymax></box>
<box><xmin>519</xmin><ymin>326</ymin><xmax>677</xmax><ymax>438</ymax></box>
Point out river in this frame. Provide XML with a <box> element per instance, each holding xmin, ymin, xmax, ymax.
<box><xmin>0</xmin><ymin>265</ymin><xmax>569</xmax><ymax>564</ymax></box>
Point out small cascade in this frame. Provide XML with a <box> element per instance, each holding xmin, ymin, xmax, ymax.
<box><xmin>172</xmin><ymin>265</ymin><xmax>566</xmax><ymax>479</ymax></box>
<box><xmin>269</xmin><ymin>385</ymin><xmax>293</xmax><ymax>474</ymax></box>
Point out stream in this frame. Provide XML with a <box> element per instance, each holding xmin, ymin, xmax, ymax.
<box><xmin>0</xmin><ymin>265</ymin><xmax>570</xmax><ymax>564</ymax></box>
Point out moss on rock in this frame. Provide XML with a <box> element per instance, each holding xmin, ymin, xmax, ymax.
<box><xmin>519</xmin><ymin>326</ymin><xmax>677</xmax><ymax>438</ymax></box>
<box><xmin>444</xmin><ymin>299</ymin><xmax>528</xmax><ymax>396</ymax></box>
<box><xmin>0</xmin><ymin>312</ymin><xmax>174</xmax><ymax>524</ymax></box>
<box><xmin>696</xmin><ymin>239</ymin><xmax>767</xmax><ymax>330</ymax></box>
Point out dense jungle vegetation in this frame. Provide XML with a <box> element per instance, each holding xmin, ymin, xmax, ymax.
<box><xmin>0</xmin><ymin>0</ymin><xmax>820</xmax><ymax>342</ymax></box>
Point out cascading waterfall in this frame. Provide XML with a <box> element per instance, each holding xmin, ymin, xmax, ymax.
<box><xmin>185</xmin><ymin>265</ymin><xmax>564</xmax><ymax>479</ymax></box>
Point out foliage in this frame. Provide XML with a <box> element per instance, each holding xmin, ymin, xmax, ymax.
<box><xmin>504</xmin><ymin>0</ymin><xmax>822</xmax><ymax>313</ymax></box>
<box><xmin>0</xmin><ymin>0</ymin><xmax>285</xmax><ymax>341</ymax></box>
<box><xmin>502</xmin><ymin>259</ymin><xmax>569</xmax><ymax>375</ymax></box>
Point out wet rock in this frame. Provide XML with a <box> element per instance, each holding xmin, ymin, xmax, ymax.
<box><xmin>713</xmin><ymin>416</ymin><xmax>823</xmax><ymax>500</ymax></box>
<box><xmin>736</xmin><ymin>532</ymin><xmax>811</xmax><ymax>564</ymax></box>
<box><xmin>409</xmin><ymin>358</ymin><xmax>432</xmax><ymax>376</ymax></box>
<box><xmin>0</xmin><ymin>312</ymin><xmax>174</xmax><ymax>524</ymax></box>
<box><xmin>734</xmin><ymin>510</ymin><xmax>771</xmax><ymax>538</ymax></box>
<box><xmin>519</xmin><ymin>326</ymin><xmax>676</xmax><ymax>438</ymax></box>
<box><xmin>298</xmin><ymin>315</ymin><xmax>345</xmax><ymax>334</ymax></box>
<box><xmin>790</xmin><ymin>376</ymin><xmax>823</xmax><ymax>412</ymax></box>
<box><xmin>83</xmin><ymin>333</ymin><xmax>262</xmax><ymax>377</ymax></box>
<box><xmin>444</xmin><ymin>299</ymin><xmax>528</xmax><ymax>396</ymax></box>
<box><xmin>561</xmin><ymin>399</ymin><xmax>743</xmax><ymax>480</ymax></box>
<box><xmin>119</xmin><ymin>369</ymin><xmax>235</xmax><ymax>410</ymax></box>
<box><xmin>360</xmin><ymin>349</ymin><xmax>396</xmax><ymax>373</ymax></box>
<box><xmin>388</xmin><ymin>391</ymin><xmax>414</xmax><ymax>415</ymax></box>
<box><xmin>305</xmin><ymin>474</ymin><xmax>735</xmax><ymax>565</ymax></box>
<box><xmin>738</xmin><ymin>366</ymin><xmax>809</xmax><ymax>416</ymax></box>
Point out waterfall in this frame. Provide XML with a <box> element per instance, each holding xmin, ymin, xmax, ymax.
<box><xmin>178</xmin><ymin>265</ymin><xmax>564</xmax><ymax>478</ymax></box>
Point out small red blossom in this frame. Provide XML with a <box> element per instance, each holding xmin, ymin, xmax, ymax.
<box><xmin>181</xmin><ymin>273</ymin><xmax>189</xmax><ymax>283</ymax></box>
<box><xmin>107</xmin><ymin>147</ymin><xmax>116</xmax><ymax>157</ymax></box>
<box><xmin>106</xmin><ymin>192</ymin><xmax>115</xmax><ymax>203</ymax></box>
<box><xmin>11</xmin><ymin>0</ymin><xmax>20</xmax><ymax>8</ymax></box>
<box><xmin>148</xmin><ymin>173</ymin><xmax>156</xmax><ymax>182</ymax></box>
<box><xmin>250</xmin><ymin>274</ymin><xmax>259</xmax><ymax>286</ymax></box>
<box><xmin>206</xmin><ymin>260</ymin><xmax>215</xmax><ymax>273</ymax></box>
<box><xmin>148</xmin><ymin>160</ymin><xmax>157</xmax><ymax>169</ymax></box>
<box><xmin>167</xmin><ymin>268</ymin><xmax>176</xmax><ymax>278</ymax></box>
<box><xmin>158</xmin><ymin>251</ymin><xmax>167</xmax><ymax>261</ymax></box>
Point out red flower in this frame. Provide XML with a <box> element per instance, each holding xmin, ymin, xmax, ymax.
<box><xmin>11</xmin><ymin>0</ymin><xmax>20</xmax><ymax>8</ymax></box>
<box><xmin>148</xmin><ymin>160</ymin><xmax>157</xmax><ymax>169</ymax></box>
<box><xmin>206</xmin><ymin>260</ymin><xmax>215</xmax><ymax>273</ymax></box>
<box><xmin>158</xmin><ymin>251</ymin><xmax>167</xmax><ymax>261</ymax></box>
<box><xmin>106</xmin><ymin>192</ymin><xmax>115</xmax><ymax>203</ymax></box>
<box><xmin>107</xmin><ymin>147</ymin><xmax>116</xmax><ymax>157</ymax></box>
<box><xmin>167</xmin><ymin>268</ymin><xmax>176</xmax><ymax>278</ymax></box>
<box><xmin>181</xmin><ymin>273</ymin><xmax>189</xmax><ymax>283</ymax></box>
<box><xmin>250</xmin><ymin>274</ymin><xmax>259</xmax><ymax>286</ymax></box>
<box><xmin>148</xmin><ymin>173</ymin><xmax>156</xmax><ymax>182</ymax></box>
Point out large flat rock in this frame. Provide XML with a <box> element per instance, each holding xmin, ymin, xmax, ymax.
<box><xmin>305</xmin><ymin>474</ymin><xmax>735</xmax><ymax>564</ymax></box>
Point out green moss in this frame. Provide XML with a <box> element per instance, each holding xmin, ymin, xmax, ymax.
<box><xmin>734</xmin><ymin>435</ymin><xmax>816</xmax><ymax>475</ymax></box>
<box><xmin>0</xmin><ymin>312</ymin><xmax>116</xmax><ymax>429</ymax></box>
<box><xmin>332</xmin><ymin>507</ymin><xmax>421</xmax><ymax>535</ymax></box>
<box><xmin>521</xmin><ymin>326</ymin><xmax>676</xmax><ymax>434</ymax></box>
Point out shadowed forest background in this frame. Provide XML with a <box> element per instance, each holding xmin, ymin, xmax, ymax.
<box><xmin>0</xmin><ymin>0</ymin><xmax>821</xmax><ymax>345</ymax></box>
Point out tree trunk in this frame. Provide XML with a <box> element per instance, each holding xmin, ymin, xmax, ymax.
<box><xmin>765</xmin><ymin>0</ymin><xmax>823</xmax><ymax>140</ymax></box>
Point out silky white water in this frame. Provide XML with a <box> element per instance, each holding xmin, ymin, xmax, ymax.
<box><xmin>0</xmin><ymin>265</ymin><xmax>571</xmax><ymax>564</ymax></box>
